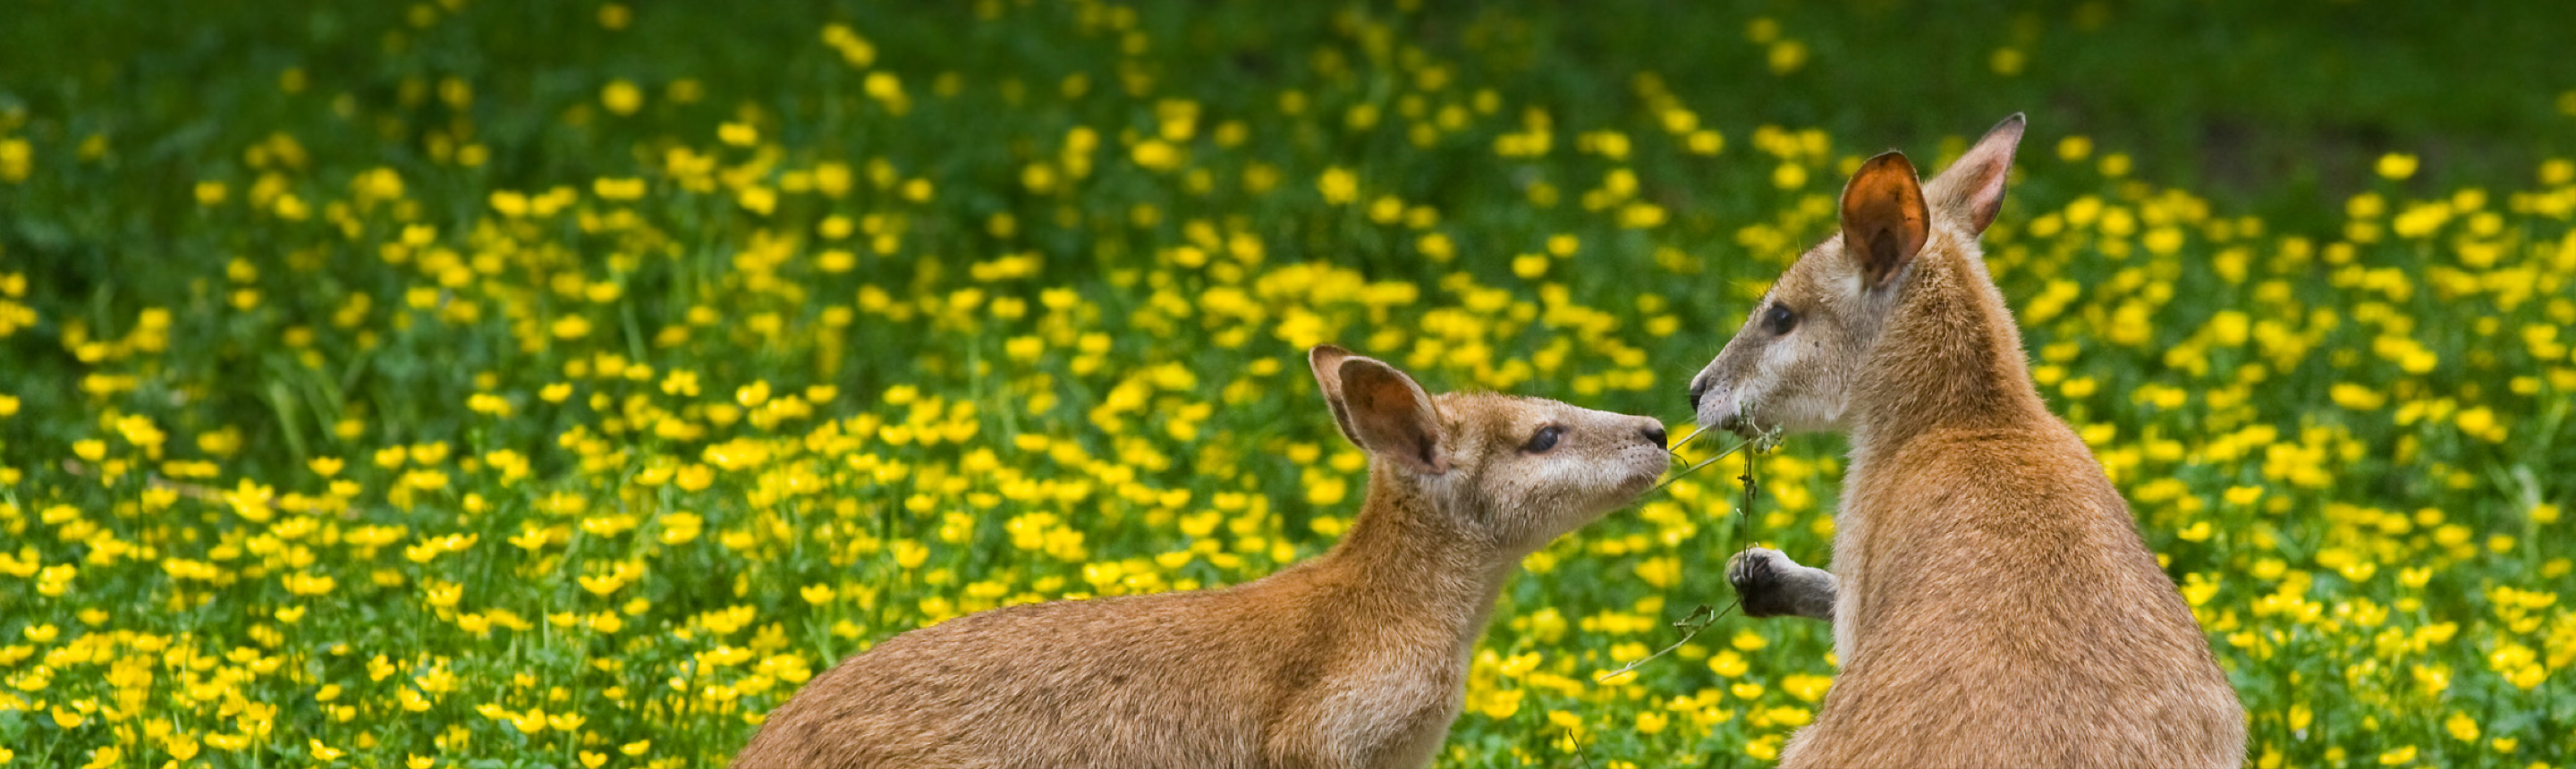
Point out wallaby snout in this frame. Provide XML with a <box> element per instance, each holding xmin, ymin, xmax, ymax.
<box><xmin>1686</xmin><ymin>363</ymin><xmax>1752</xmax><ymax>436</ymax></box>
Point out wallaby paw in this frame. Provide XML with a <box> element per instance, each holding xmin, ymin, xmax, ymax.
<box><xmin>1726</xmin><ymin>547</ymin><xmax>1805</xmax><ymax>619</ymax></box>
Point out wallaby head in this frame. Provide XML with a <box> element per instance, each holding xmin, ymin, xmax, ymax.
<box><xmin>1689</xmin><ymin>114</ymin><xmax>2026</xmax><ymax>437</ymax></box>
<box><xmin>1310</xmin><ymin>345</ymin><xmax>1669</xmax><ymax>554</ymax></box>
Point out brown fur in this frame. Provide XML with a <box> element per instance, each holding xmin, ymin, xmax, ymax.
<box><xmin>732</xmin><ymin>346</ymin><xmax>1668</xmax><ymax>768</ymax></box>
<box><xmin>1688</xmin><ymin>115</ymin><xmax>2244</xmax><ymax>767</ymax></box>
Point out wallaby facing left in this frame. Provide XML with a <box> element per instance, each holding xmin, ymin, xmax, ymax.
<box><xmin>1687</xmin><ymin>115</ymin><xmax>2243</xmax><ymax>767</ymax></box>
<box><xmin>733</xmin><ymin>345</ymin><xmax>1670</xmax><ymax>769</ymax></box>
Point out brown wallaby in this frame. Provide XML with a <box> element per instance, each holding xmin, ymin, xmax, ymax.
<box><xmin>733</xmin><ymin>345</ymin><xmax>1670</xmax><ymax>769</ymax></box>
<box><xmin>1685</xmin><ymin>115</ymin><xmax>2244</xmax><ymax>767</ymax></box>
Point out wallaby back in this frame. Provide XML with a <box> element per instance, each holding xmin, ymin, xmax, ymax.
<box><xmin>732</xmin><ymin>346</ymin><xmax>1670</xmax><ymax>768</ymax></box>
<box><xmin>1689</xmin><ymin>115</ymin><xmax>2244</xmax><ymax>767</ymax></box>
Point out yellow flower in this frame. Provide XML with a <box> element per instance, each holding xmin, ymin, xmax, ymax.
<box><xmin>467</xmin><ymin>393</ymin><xmax>513</xmax><ymax>417</ymax></box>
<box><xmin>892</xmin><ymin>540</ymin><xmax>930</xmax><ymax>569</ymax></box>
<box><xmin>1304</xmin><ymin>476</ymin><xmax>1346</xmax><ymax>506</ymax></box>
<box><xmin>2376</xmin><ymin>153</ymin><xmax>2419</xmax><ymax>181</ymax></box>
<box><xmin>1707</xmin><ymin>650</ymin><xmax>1748</xmax><ymax>678</ymax></box>
<box><xmin>510</xmin><ymin>708</ymin><xmax>548</xmax><ymax>734</ymax></box>
<box><xmin>1745</xmin><ymin>734</ymin><xmax>1784</xmax><ymax>761</ymax></box>
<box><xmin>283</xmin><ymin>571</ymin><xmax>338</xmax><ymax>596</ymax></box>
<box><xmin>580</xmin><ymin>574</ymin><xmax>626</xmax><ymax>596</ymax></box>
<box><xmin>1772</xmin><ymin>163</ymin><xmax>1807</xmax><ymax>190</ymax></box>
<box><xmin>675</xmin><ymin>463</ymin><xmax>715</xmax><ymax>491</ymax></box>
<box><xmin>164</xmin><ymin>734</ymin><xmax>199</xmax><ymax>760</ymax></box>
<box><xmin>1634</xmin><ymin>710</ymin><xmax>1668</xmax><ymax>734</ymax></box>
<box><xmin>1766</xmin><ymin>39</ymin><xmax>1808</xmax><ymax>74</ymax></box>
<box><xmin>1508</xmin><ymin>252</ymin><xmax>1550</xmax><ymax>279</ymax></box>
<box><xmin>1130</xmin><ymin>139</ymin><xmax>1181</xmax><ymax>171</ymax></box>
<box><xmin>2445</xmin><ymin>710</ymin><xmax>2479</xmax><ymax>742</ymax></box>
<box><xmin>424</xmin><ymin>580</ymin><xmax>463</xmax><ymax>609</ymax></box>
<box><xmin>1317</xmin><ymin>167</ymin><xmax>1358</xmax><ymax>205</ymax></box>
<box><xmin>2040</xmin><ymin>134</ymin><xmax>2090</xmax><ymax>163</ymax></box>
<box><xmin>1782</xmin><ymin>672</ymin><xmax>1834</xmax><ymax>703</ymax></box>
<box><xmin>801</xmin><ymin>584</ymin><xmax>837</xmax><ymax>604</ymax></box>
<box><xmin>1633</xmin><ymin>557</ymin><xmax>1680</xmax><ymax>589</ymax></box>
<box><xmin>601</xmin><ymin>80</ymin><xmax>643</xmax><ymax>115</ymax></box>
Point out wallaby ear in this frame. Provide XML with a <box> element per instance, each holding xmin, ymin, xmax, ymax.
<box><xmin>1308</xmin><ymin>345</ymin><xmax>1361</xmax><ymax>446</ymax></box>
<box><xmin>1841</xmin><ymin>151</ymin><xmax>1930</xmax><ymax>290</ymax></box>
<box><xmin>1335</xmin><ymin>357</ymin><xmax>1449</xmax><ymax>475</ymax></box>
<box><xmin>1926</xmin><ymin>114</ymin><xmax>2025</xmax><ymax>234</ymax></box>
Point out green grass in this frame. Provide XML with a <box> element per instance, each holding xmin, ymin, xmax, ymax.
<box><xmin>2</xmin><ymin>1</ymin><xmax>2572</xmax><ymax>766</ymax></box>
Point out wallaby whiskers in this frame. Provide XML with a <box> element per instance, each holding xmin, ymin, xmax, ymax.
<box><xmin>1651</xmin><ymin>438</ymin><xmax>1748</xmax><ymax>496</ymax></box>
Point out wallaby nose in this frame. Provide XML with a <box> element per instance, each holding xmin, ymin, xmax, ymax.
<box><xmin>1641</xmin><ymin>424</ymin><xmax>1667</xmax><ymax>450</ymax></box>
<box><xmin>1687</xmin><ymin>376</ymin><xmax>1711</xmax><ymax>412</ymax></box>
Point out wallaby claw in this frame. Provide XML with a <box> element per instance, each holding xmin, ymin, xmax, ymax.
<box><xmin>1727</xmin><ymin>547</ymin><xmax>1837</xmax><ymax>621</ymax></box>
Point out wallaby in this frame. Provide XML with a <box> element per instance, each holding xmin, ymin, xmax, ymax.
<box><xmin>733</xmin><ymin>345</ymin><xmax>1670</xmax><ymax>769</ymax></box>
<box><xmin>1685</xmin><ymin>115</ymin><xmax>2244</xmax><ymax>767</ymax></box>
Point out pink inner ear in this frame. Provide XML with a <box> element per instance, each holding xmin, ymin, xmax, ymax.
<box><xmin>1949</xmin><ymin>115</ymin><xmax>2024</xmax><ymax>233</ymax></box>
<box><xmin>1957</xmin><ymin>158</ymin><xmax>2011</xmax><ymax>233</ymax></box>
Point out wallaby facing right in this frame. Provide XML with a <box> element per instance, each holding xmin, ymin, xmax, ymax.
<box><xmin>1685</xmin><ymin>115</ymin><xmax>2244</xmax><ymax>767</ymax></box>
<box><xmin>732</xmin><ymin>345</ymin><xmax>1670</xmax><ymax>769</ymax></box>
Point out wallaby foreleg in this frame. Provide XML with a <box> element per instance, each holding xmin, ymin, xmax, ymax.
<box><xmin>1726</xmin><ymin>547</ymin><xmax>1836</xmax><ymax>621</ymax></box>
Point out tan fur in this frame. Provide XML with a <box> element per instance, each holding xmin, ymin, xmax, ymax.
<box><xmin>1688</xmin><ymin>115</ymin><xmax>2244</xmax><ymax>768</ymax></box>
<box><xmin>733</xmin><ymin>346</ymin><xmax>1669</xmax><ymax>769</ymax></box>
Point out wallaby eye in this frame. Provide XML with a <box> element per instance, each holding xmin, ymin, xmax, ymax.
<box><xmin>1763</xmin><ymin>302</ymin><xmax>1798</xmax><ymax>335</ymax></box>
<box><xmin>1521</xmin><ymin>425</ymin><xmax>1565</xmax><ymax>453</ymax></box>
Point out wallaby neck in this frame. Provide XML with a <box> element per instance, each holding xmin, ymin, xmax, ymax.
<box><xmin>1310</xmin><ymin>473</ymin><xmax>1517</xmax><ymax>643</ymax></box>
<box><xmin>1849</xmin><ymin>242</ymin><xmax>2050</xmax><ymax>461</ymax></box>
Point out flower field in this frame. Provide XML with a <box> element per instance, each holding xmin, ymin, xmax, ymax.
<box><xmin>1</xmin><ymin>2</ymin><xmax>2572</xmax><ymax>766</ymax></box>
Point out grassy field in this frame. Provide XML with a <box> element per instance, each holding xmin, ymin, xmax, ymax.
<box><xmin>3</xmin><ymin>1</ymin><xmax>2573</xmax><ymax>766</ymax></box>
